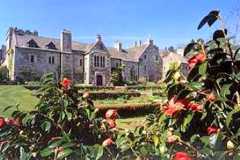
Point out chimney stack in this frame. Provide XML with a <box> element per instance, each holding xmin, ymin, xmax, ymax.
<box><xmin>148</xmin><ymin>39</ymin><xmax>153</xmax><ymax>45</ymax></box>
<box><xmin>138</xmin><ymin>40</ymin><xmax>142</xmax><ymax>46</ymax></box>
<box><xmin>114</xmin><ymin>41</ymin><xmax>122</xmax><ymax>51</ymax></box>
<box><xmin>60</xmin><ymin>29</ymin><xmax>72</xmax><ymax>52</ymax></box>
<box><xmin>96</xmin><ymin>34</ymin><xmax>102</xmax><ymax>42</ymax></box>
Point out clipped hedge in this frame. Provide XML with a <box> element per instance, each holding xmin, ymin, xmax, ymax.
<box><xmin>24</xmin><ymin>85</ymin><xmax>41</xmax><ymax>90</ymax></box>
<box><xmin>24</xmin><ymin>84</ymin><xmax>166</xmax><ymax>92</ymax></box>
<box><xmin>96</xmin><ymin>102</ymin><xmax>161</xmax><ymax>117</ymax></box>
<box><xmin>79</xmin><ymin>91</ymin><xmax>141</xmax><ymax>100</ymax></box>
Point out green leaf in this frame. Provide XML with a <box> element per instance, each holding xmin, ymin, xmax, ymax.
<box><xmin>40</xmin><ymin>121</ymin><xmax>51</xmax><ymax>132</ymax></box>
<box><xmin>198</xmin><ymin>10</ymin><xmax>219</xmax><ymax>30</ymax></box>
<box><xmin>2</xmin><ymin>105</ymin><xmax>14</xmax><ymax>113</ymax></box>
<box><xmin>57</xmin><ymin>148</ymin><xmax>73</xmax><ymax>159</ymax></box>
<box><xmin>152</xmin><ymin>135</ymin><xmax>159</xmax><ymax>147</ymax></box>
<box><xmin>19</xmin><ymin>147</ymin><xmax>32</xmax><ymax>160</ymax></box>
<box><xmin>226</xmin><ymin>105</ymin><xmax>240</xmax><ymax>127</ymax></box>
<box><xmin>88</xmin><ymin>145</ymin><xmax>103</xmax><ymax>160</ymax></box>
<box><xmin>188</xmin><ymin>82</ymin><xmax>204</xmax><ymax>90</ymax></box>
<box><xmin>220</xmin><ymin>84</ymin><xmax>231</xmax><ymax>99</ymax></box>
<box><xmin>199</xmin><ymin>61</ymin><xmax>207</xmax><ymax>76</ymax></box>
<box><xmin>182</xmin><ymin>114</ymin><xmax>193</xmax><ymax>132</ymax></box>
<box><xmin>184</xmin><ymin>42</ymin><xmax>198</xmax><ymax>56</ymax></box>
<box><xmin>48</xmin><ymin>140</ymin><xmax>63</xmax><ymax>149</ymax></box>
<box><xmin>40</xmin><ymin>147</ymin><xmax>53</xmax><ymax>157</ymax></box>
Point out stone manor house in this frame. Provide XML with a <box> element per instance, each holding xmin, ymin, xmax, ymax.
<box><xmin>1</xmin><ymin>27</ymin><xmax>164</xmax><ymax>86</ymax></box>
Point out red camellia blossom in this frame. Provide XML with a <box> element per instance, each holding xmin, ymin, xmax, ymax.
<box><xmin>187</xmin><ymin>102</ymin><xmax>203</xmax><ymax>112</ymax></box>
<box><xmin>106</xmin><ymin>119</ymin><xmax>116</xmax><ymax>129</ymax></box>
<box><xmin>0</xmin><ymin>117</ymin><xmax>6</xmax><ymax>128</ymax></box>
<box><xmin>102</xmin><ymin>138</ymin><xmax>114</xmax><ymax>147</ymax></box>
<box><xmin>163</xmin><ymin>96</ymin><xmax>189</xmax><ymax>117</ymax></box>
<box><xmin>105</xmin><ymin>109</ymin><xmax>118</xmax><ymax>120</ymax></box>
<box><xmin>207</xmin><ymin>126</ymin><xmax>219</xmax><ymax>135</ymax></box>
<box><xmin>174</xmin><ymin>152</ymin><xmax>192</xmax><ymax>160</ymax></box>
<box><xmin>5</xmin><ymin>118</ymin><xmax>20</xmax><ymax>127</ymax></box>
<box><xmin>61</xmin><ymin>78</ymin><xmax>71</xmax><ymax>90</ymax></box>
<box><xmin>207</xmin><ymin>93</ymin><xmax>216</xmax><ymax>102</ymax></box>
<box><xmin>188</xmin><ymin>52</ymin><xmax>206</xmax><ymax>69</ymax></box>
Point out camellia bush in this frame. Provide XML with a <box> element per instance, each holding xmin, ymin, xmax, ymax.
<box><xmin>0</xmin><ymin>73</ymin><xmax>119</xmax><ymax>160</ymax></box>
<box><xmin>113</xmin><ymin>10</ymin><xmax>240</xmax><ymax>160</ymax></box>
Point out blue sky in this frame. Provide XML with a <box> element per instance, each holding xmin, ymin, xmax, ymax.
<box><xmin>0</xmin><ymin>0</ymin><xmax>239</xmax><ymax>48</ymax></box>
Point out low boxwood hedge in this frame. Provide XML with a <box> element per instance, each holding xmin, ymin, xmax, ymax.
<box><xmin>96</xmin><ymin>102</ymin><xmax>161</xmax><ymax>117</ymax></box>
<box><xmin>79</xmin><ymin>91</ymin><xmax>141</xmax><ymax>100</ymax></box>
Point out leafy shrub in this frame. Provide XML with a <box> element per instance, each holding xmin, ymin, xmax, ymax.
<box><xmin>0</xmin><ymin>66</ymin><xmax>9</xmax><ymax>82</ymax></box>
<box><xmin>114</xmin><ymin>10</ymin><xmax>240</xmax><ymax>159</ymax></box>
<box><xmin>0</xmin><ymin>73</ymin><xmax>117</xmax><ymax>160</ymax></box>
<box><xmin>111</xmin><ymin>65</ymin><xmax>125</xmax><ymax>86</ymax></box>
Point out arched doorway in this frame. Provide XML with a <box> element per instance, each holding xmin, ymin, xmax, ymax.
<box><xmin>96</xmin><ymin>75</ymin><xmax>103</xmax><ymax>86</ymax></box>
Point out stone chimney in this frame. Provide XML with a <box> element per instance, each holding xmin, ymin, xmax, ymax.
<box><xmin>134</xmin><ymin>41</ymin><xmax>138</xmax><ymax>47</ymax></box>
<box><xmin>114</xmin><ymin>41</ymin><xmax>122</xmax><ymax>51</ymax></box>
<box><xmin>148</xmin><ymin>39</ymin><xmax>154</xmax><ymax>45</ymax></box>
<box><xmin>138</xmin><ymin>40</ymin><xmax>142</xmax><ymax>46</ymax></box>
<box><xmin>96</xmin><ymin>34</ymin><xmax>102</xmax><ymax>42</ymax></box>
<box><xmin>33</xmin><ymin>30</ymin><xmax>38</xmax><ymax>36</ymax></box>
<box><xmin>60</xmin><ymin>29</ymin><xmax>72</xmax><ymax>52</ymax></box>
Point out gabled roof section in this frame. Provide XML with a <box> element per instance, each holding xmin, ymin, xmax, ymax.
<box><xmin>15</xmin><ymin>34</ymin><xmax>92</xmax><ymax>52</ymax></box>
<box><xmin>13</xmin><ymin>29</ymin><xmax>157</xmax><ymax>62</ymax></box>
<box><xmin>27</xmin><ymin>39</ymin><xmax>39</xmax><ymax>48</ymax></box>
<box><xmin>45</xmin><ymin>42</ymin><xmax>57</xmax><ymax>50</ymax></box>
<box><xmin>126</xmin><ymin>44</ymin><xmax>149</xmax><ymax>61</ymax></box>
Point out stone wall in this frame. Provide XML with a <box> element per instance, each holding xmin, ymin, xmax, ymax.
<box><xmin>72</xmin><ymin>51</ymin><xmax>84</xmax><ymax>83</ymax></box>
<box><xmin>111</xmin><ymin>58</ymin><xmax>121</xmax><ymax>69</ymax></box>
<box><xmin>138</xmin><ymin>44</ymin><xmax>161</xmax><ymax>82</ymax></box>
<box><xmin>14</xmin><ymin>47</ymin><xmax>60</xmax><ymax>81</ymax></box>
<box><xmin>122</xmin><ymin>60</ymin><xmax>138</xmax><ymax>81</ymax></box>
<box><xmin>88</xmin><ymin>50</ymin><xmax>111</xmax><ymax>86</ymax></box>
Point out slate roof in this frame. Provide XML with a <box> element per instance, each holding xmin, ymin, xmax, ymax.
<box><xmin>14</xmin><ymin>31</ymin><xmax>150</xmax><ymax>62</ymax></box>
<box><xmin>160</xmin><ymin>51</ymin><xmax>187</xmax><ymax>63</ymax></box>
<box><xmin>15</xmin><ymin>34</ymin><xmax>94</xmax><ymax>52</ymax></box>
<box><xmin>108</xmin><ymin>44</ymin><xmax>148</xmax><ymax>62</ymax></box>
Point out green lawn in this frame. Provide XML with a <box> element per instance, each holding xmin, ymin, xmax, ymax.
<box><xmin>0</xmin><ymin>85</ymin><xmax>147</xmax><ymax>129</ymax></box>
<box><xmin>116</xmin><ymin>116</ymin><xmax>146</xmax><ymax>130</ymax></box>
<box><xmin>0</xmin><ymin>85</ymin><xmax>38</xmax><ymax>117</ymax></box>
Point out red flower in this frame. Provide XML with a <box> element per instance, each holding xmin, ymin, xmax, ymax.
<box><xmin>188</xmin><ymin>52</ymin><xmax>206</xmax><ymax>69</ymax></box>
<box><xmin>105</xmin><ymin>109</ymin><xmax>118</xmax><ymax>120</ymax></box>
<box><xmin>5</xmin><ymin>118</ymin><xmax>20</xmax><ymax>127</ymax></box>
<box><xmin>207</xmin><ymin>126</ymin><xmax>219</xmax><ymax>135</ymax></box>
<box><xmin>106</xmin><ymin>119</ymin><xmax>116</xmax><ymax>129</ymax></box>
<box><xmin>187</xmin><ymin>102</ymin><xmax>203</xmax><ymax>112</ymax></box>
<box><xmin>163</xmin><ymin>96</ymin><xmax>189</xmax><ymax>117</ymax></box>
<box><xmin>0</xmin><ymin>117</ymin><xmax>6</xmax><ymax>128</ymax></box>
<box><xmin>174</xmin><ymin>152</ymin><xmax>192</xmax><ymax>160</ymax></box>
<box><xmin>61</xmin><ymin>78</ymin><xmax>71</xmax><ymax>90</ymax></box>
<box><xmin>207</xmin><ymin>93</ymin><xmax>216</xmax><ymax>102</ymax></box>
<box><xmin>102</xmin><ymin>138</ymin><xmax>114</xmax><ymax>147</ymax></box>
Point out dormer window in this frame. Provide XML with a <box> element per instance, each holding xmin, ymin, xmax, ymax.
<box><xmin>46</xmin><ymin>42</ymin><xmax>57</xmax><ymax>50</ymax></box>
<box><xmin>27</xmin><ymin>39</ymin><xmax>39</xmax><ymax>48</ymax></box>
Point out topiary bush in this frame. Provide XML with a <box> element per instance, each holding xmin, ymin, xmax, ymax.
<box><xmin>114</xmin><ymin>10</ymin><xmax>240</xmax><ymax>160</ymax></box>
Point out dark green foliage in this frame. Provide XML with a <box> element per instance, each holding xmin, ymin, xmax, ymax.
<box><xmin>0</xmin><ymin>73</ymin><xmax>115</xmax><ymax>160</ymax></box>
<box><xmin>111</xmin><ymin>65</ymin><xmax>125</xmax><ymax>86</ymax></box>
